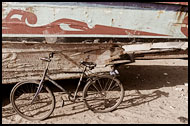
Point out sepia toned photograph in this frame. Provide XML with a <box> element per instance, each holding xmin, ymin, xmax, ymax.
<box><xmin>2</xmin><ymin>2</ymin><xmax>188</xmax><ymax>124</ymax></box>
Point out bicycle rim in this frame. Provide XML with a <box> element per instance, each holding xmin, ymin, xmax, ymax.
<box><xmin>10</xmin><ymin>81</ymin><xmax>55</xmax><ymax>121</ymax></box>
<box><xmin>83</xmin><ymin>75</ymin><xmax>124</xmax><ymax>113</ymax></box>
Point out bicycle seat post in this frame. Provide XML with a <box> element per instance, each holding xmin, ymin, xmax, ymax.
<box><xmin>71</xmin><ymin>64</ymin><xmax>87</xmax><ymax>101</ymax></box>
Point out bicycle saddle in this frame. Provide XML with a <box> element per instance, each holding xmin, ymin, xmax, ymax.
<box><xmin>80</xmin><ymin>61</ymin><xmax>96</xmax><ymax>69</ymax></box>
<box><xmin>40</xmin><ymin>57</ymin><xmax>51</xmax><ymax>62</ymax></box>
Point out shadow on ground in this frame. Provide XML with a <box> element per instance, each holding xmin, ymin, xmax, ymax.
<box><xmin>2</xmin><ymin>64</ymin><xmax>188</xmax><ymax>119</ymax></box>
<box><xmin>117</xmin><ymin>64</ymin><xmax>188</xmax><ymax>90</ymax></box>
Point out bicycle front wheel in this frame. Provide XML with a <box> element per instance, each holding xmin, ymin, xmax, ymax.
<box><xmin>10</xmin><ymin>81</ymin><xmax>55</xmax><ymax>121</ymax></box>
<box><xmin>83</xmin><ymin>75</ymin><xmax>124</xmax><ymax>113</ymax></box>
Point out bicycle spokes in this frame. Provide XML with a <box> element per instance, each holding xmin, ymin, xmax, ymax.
<box><xmin>83</xmin><ymin>76</ymin><xmax>124</xmax><ymax>113</ymax></box>
<box><xmin>10</xmin><ymin>82</ymin><xmax>55</xmax><ymax>121</ymax></box>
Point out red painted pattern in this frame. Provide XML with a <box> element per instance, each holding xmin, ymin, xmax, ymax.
<box><xmin>2</xmin><ymin>9</ymin><xmax>169</xmax><ymax>36</ymax></box>
<box><xmin>181</xmin><ymin>16</ymin><xmax>188</xmax><ymax>37</ymax></box>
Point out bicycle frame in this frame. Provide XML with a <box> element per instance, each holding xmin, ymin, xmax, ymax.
<box><xmin>11</xmin><ymin>52</ymin><xmax>124</xmax><ymax>121</ymax></box>
<box><xmin>31</xmin><ymin>60</ymin><xmax>88</xmax><ymax>103</ymax></box>
<box><xmin>31</xmin><ymin>52</ymin><xmax>118</xmax><ymax>103</ymax></box>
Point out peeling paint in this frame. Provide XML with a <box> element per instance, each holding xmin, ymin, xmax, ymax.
<box><xmin>2</xmin><ymin>2</ymin><xmax>188</xmax><ymax>38</ymax></box>
<box><xmin>2</xmin><ymin>2</ymin><xmax>188</xmax><ymax>84</ymax></box>
<box><xmin>26</xmin><ymin>6</ymin><xmax>34</xmax><ymax>13</ymax></box>
<box><xmin>157</xmin><ymin>10</ymin><xmax>164</xmax><ymax>18</ymax></box>
<box><xmin>2</xmin><ymin>42</ymin><xmax>125</xmax><ymax>84</ymax></box>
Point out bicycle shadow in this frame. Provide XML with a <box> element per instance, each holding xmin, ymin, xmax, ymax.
<box><xmin>2</xmin><ymin>107</ymin><xmax>17</xmax><ymax>118</ymax></box>
<box><xmin>114</xmin><ymin>64</ymin><xmax>187</xmax><ymax>110</ymax></box>
<box><xmin>46</xmin><ymin>89</ymin><xmax>169</xmax><ymax>120</ymax></box>
<box><xmin>2</xmin><ymin>97</ymin><xmax>56</xmax><ymax>119</ymax></box>
<box><xmin>2</xmin><ymin>64</ymin><xmax>188</xmax><ymax>120</ymax></box>
<box><xmin>2</xmin><ymin>89</ymin><xmax>169</xmax><ymax>120</ymax></box>
<box><xmin>117</xmin><ymin>90</ymin><xmax>169</xmax><ymax>110</ymax></box>
<box><xmin>2</xmin><ymin>94</ymin><xmax>88</xmax><ymax>119</ymax></box>
<box><xmin>47</xmin><ymin>96</ymin><xmax>90</xmax><ymax>120</ymax></box>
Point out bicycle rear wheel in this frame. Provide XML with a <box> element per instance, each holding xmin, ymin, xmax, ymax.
<box><xmin>83</xmin><ymin>75</ymin><xmax>124</xmax><ymax>113</ymax></box>
<box><xmin>10</xmin><ymin>81</ymin><xmax>55</xmax><ymax>121</ymax></box>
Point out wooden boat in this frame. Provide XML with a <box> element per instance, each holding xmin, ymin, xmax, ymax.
<box><xmin>2</xmin><ymin>2</ymin><xmax>188</xmax><ymax>84</ymax></box>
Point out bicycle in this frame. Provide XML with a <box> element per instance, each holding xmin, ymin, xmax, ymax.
<box><xmin>10</xmin><ymin>52</ymin><xmax>124</xmax><ymax>121</ymax></box>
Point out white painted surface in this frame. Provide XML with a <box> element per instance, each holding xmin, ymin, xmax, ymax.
<box><xmin>2</xmin><ymin>2</ymin><xmax>188</xmax><ymax>38</ymax></box>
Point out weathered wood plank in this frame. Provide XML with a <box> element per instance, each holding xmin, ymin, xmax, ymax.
<box><xmin>2</xmin><ymin>42</ymin><xmax>124</xmax><ymax>84</ymax></box>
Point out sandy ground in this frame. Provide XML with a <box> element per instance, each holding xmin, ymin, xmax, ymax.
<box><xmin>2</xmin><ymin>59</ymin><xmax>188</xmax><ymax>124</ymax></box>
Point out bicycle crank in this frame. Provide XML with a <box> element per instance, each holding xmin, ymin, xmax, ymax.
<box><xmin>61</xmin><ymin>97</ymin><xmax>65</xmax><ymax>107</ymax></box>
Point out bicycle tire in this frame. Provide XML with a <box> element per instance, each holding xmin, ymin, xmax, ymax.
<box><xmin>10</xmin><ymin>80</ymin><xmax>55</xmax><ymax>121</ymax></box>
<box><xmin>83</xmin><ymin>75</ymin><xmax>124</xmax><ymax>113</ymax></box>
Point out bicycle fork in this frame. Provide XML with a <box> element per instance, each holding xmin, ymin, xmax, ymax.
<box><xmin>31</xmin><ymin>80</ymin><xmax>44</xmax><ymax>104</ymax></box>
<box><xmin>31</xmin><ymin>61</ymin><xmax>49</xmax><ymax>104</ymax></box>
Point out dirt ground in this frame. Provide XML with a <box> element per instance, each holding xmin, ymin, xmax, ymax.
<box><xmin>2</xmin><ymin>59</ymin><xmax>188</xmax><ymax>124</ymax></box>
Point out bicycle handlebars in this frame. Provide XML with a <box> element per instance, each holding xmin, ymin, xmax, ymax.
<box><xmin>40</xmin><ymin>52</ymin><xmax>55</xmax><ymax>62</ymax></box>
<box><xmin>49</xmin><ymin>52</ymin><xmax>55</xmax><ymax>58</ymax></box>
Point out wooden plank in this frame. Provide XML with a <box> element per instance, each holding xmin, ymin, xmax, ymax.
<box><xmin>135</xmin><ymin>54</ymin><xmax>188</xmax><ymax>60</ymax></box>
<box><xmin>2</xmin><ymin>42</ymin><xmax>124</xmax><ymax>84</ymax></box>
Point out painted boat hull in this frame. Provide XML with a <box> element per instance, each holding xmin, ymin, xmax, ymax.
<box><xmin>2</xmin><ymin>2</ymin><xmax>188</xmax><ymax>39</ymax></box>
<box><xmin>2</xmin><ymin>2</ymin><xmax>188</xmax><ymax>84</ymax></box>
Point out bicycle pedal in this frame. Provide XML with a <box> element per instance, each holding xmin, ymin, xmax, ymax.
<box><xmin>62</xmin><ymin>100</ymin><xmax>64</xmax><ymax>107</ymax></box>
<box><xmin>77</xmin><ymin>98</ymin><xmax>83</xmax><ymax>102</ymax></box>
<box><xmin>61</xmin><ymin>97</ymin><xmax>65</xmax><ymax>107</ymax></box>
